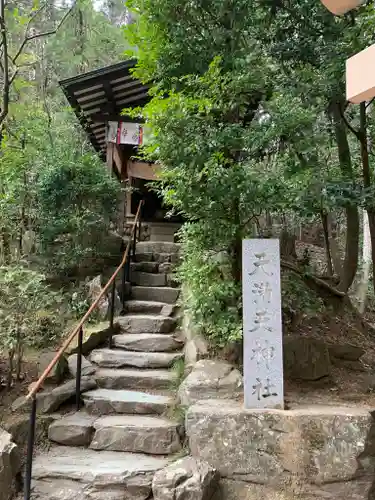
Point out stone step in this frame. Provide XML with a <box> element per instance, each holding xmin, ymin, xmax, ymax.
<box><xmin>48</xmin><ymin>411</ymin><xmax>96</xmax><ymax>447</ymax></box>
<box><xmin>135</xmin><ymin>252</ymin><xmax>180</xmax><ymax>264</ymax></box>
<box><xmin>131</xmin><ymin>271</ymin><xmax>167</xmax><ymax>287</ymax></box>
<box><xmin>31</xmin><ymin>446</ymin><xmax>169</xmax><ymax>500</ymax></box>
<box><xmin>95</xmin><ymin>368</ymin><xmax>176</xmax><ymax>390</ymax></box>
<box><xmin>82</xmin><ymin>388</ymin><xmax>172</xmax><ymax>415</ymax></box>
<box><xmin>116</xmin><ymin>314</ymin><xmax>177</xmax><ymax>334</ymax></box>
<box><xmin>131</xmin><ymin>261</ymin><xmax>159</xmax><ymax>273</ymax></box>
<box><xmin>90</xmin><ymin>348</ymin><xmax>183</xmax><ymax>369</ymax></box>
<box><xmin>136</xmin><ymin>241</ymin><xmax>180</xmax><ymax>254</ymax></box>
<box><xmin>131</xmin><ymin>286</ymin><xmax>180</xmax><ymax>304</ymax></box>
<box><xmin>124</xmin><ymin>300</ymin><xmax>167</xmax><ymax>315</ymax></box>
<box><xmin>90</xmin><ymin>415</ymin><xmax>182</xmax><ymax>455</ymax></box>
<box><xmin>113</xmin><ymin>333</ymin><xmax>183</xmax><ymax>352</ymax></box>
<box><xmin>131</xmin><ymin>261</ymin><xmax>175</xmax><ymax>274</ymax></box>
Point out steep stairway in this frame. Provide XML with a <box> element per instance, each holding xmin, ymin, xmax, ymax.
<box><xmin>29</xmin><ymin>242</ymin><xmax>183</xmax><ymax>500</ymax></box>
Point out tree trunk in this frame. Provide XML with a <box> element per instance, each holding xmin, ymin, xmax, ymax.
<box><xmin>327</xmin><ymin>213</ymin><xmax>343</xmax><ymax>277</ymax></box>
<box><xmin>280</xmin><ymin>228</ymin><xmax>297</xmax><ymax>261</ymax></box>
<box><xmin>232</xmin><ymin>199</ymin><xmax>242</xmax><ymax>283</ymax></box>
<box><xmin>6</xmin><ymin>349</ymin><xmax>14</xmax><ymax>390</ymax></box>
<box><xmin>359</xmin><ymin>101</ymin><xmax>375</xmax><ymax>298</ymax></box>
<box><xmin>1</xmin><ymin>228</ymin><xmax>11</xmax><ymax>264</ymax></box>
<box><xmin>357</xmin><ymin>209</ymin><xmax>371</xmax><ymax>313</ymax></box>
<box><xmin>320</xmin><ymin>210</ymin><xmax>333</xmax><ymax>276</ymax></box>
<box><xmin>15</xmin><ymin>326</ymin><xmax>23</xmax><ymax>381</ymax></box>
<box><xmin>331</xmin><ymin>101</ymin><xmax>359</xmax><ymax>292</ymax></box>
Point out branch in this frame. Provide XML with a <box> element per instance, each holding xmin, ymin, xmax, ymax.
<box><xmin>0</xmin><ymin>0</ymin><xmax>9</xmax><ymax>125</ymax></box>
<box><xmin>12</xmin><ymin>3</ymin><xmax>76</xmax><ymax>65</ymax></box>
<box><xmin>340</xmin><ymin>102</ymin><xmax>361</xmax><ymax>140</ymax></box>
<box><xmin>281</xmin><ymin>259</ymin><xmax>346</xmax><ymax>297</ymax></box>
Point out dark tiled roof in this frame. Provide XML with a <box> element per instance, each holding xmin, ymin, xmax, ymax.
<box><xmin>59</xmin><ymin>59</ymin><xmax>149</xmax><ymax>157</ymax></box>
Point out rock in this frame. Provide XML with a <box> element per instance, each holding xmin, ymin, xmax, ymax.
<box><xmin>215</xmin><ymin>479</ymin><xmax>294</xmax><ymax>500</ymax></box>
<box><xmin>90</xmin><ymin>415</ymin><xmax>182</xmax><ymax>454</ymax></box>
<box><xmin>125</xmin><ymin>300</ymin><xmax>166</xmax><ymax>315</ymax></box>
<box><xmin>166</xmin><ymin>274</ymin><xmax>179</xmax><ymax>288</ymax></box>
<box><xmin>116</xmin><ymin>314</ymin><xmax>177</xmax><ymax>334</ymax></box>
<box><xmin>327</xmin><ymin>343</ymin><xmax>365</xmax><ymax>361</ymax></box>
<box><xmin>95</xmin><ymin>368</ymin><xmax>177</xmax><ymax>390</ymax></box>
<box><xmin>131</xmin><ymin>262</ymin><xmax>159</xmax><ymax>273</ymax></box>
<box><xmin>153</xmin><ymin>457</ymin><xmax>219</xmax><ymax>500</ymax></box>
<box><xmin>283</xmin><ymin>336</ymin><xmax>331</xmax><ymax>381</ymax></box>
<box><xmin>132</xmin><ymin>286</ymin><xmax>180</xmax><ymax>304</ymax></box>
<box><xmin>159</xmin><ymin>263</ymin><xmax>173</xmax><ymax>274</ymax></box>
<box><xmin>0</xmin><ymin>429</ymin><xmax>20</xmax><ymax>500</ymax></box>
<box><xmin>186</xmin><ymin>400</ymin><xmax>373</xmax><ymax>490</ymax></box>
<box><xmin>37</xmin><ymin>351</ymin><xmax>68</xmax><ymax>385</ymax></box>
<box><xmin>90</xmin><ymin>348</ymin><xmax>183</xmax><ymax>369</ymax></box>
<box><xmin>67</xmin><ymin>354</ymin><xmax>96</xmax><ymax>377</ymax></box>
<box><xmin>136</xmin><ymin>242</ymin><xmax>180</xmax><ymax>255</ymax></box>
<box><xmin>181</xmin><ymin>313</ymin><xmax>209</xmax><ymax>369</ymax></box>
<box><xmin>4</xmin><ymin>414</ymin><xmax>57</xmax><ymax>450</ymax></box>
<box><xmin>48</xmin><ymin>412</ymin><xmax>96</xmax><ymax>447</ymax></box>
<box><xmin>41</xmin><ymin>377</ymin><xmax>97</xmax><ymax>413</ymax></box>
<box><xmin>160</xmin><ymin>304</ymin><xmax>177</xmax><ymax>318</ymax></box>
<box><xmin>32</xmin><ymin>446</ymin><xmax>169</xmax><ymax>500</ymax></box>
<box><xmin>330</xmin><ymin>358</ymin><xmax>366</xmax><ymax>371</ymax></box>
<box><xmin>11</xmin><ymin>392</ymin><xmax>50</xmax><ymax>414</ymax></box>
<box><xmin>66</xmin><ymin>322</ymin><xmax>120</xmax><ymax>356</ymax></box>
<box><xmin>132</xmin><ymin>271</ymin><xmax>167</xmax><ymax>287</ymax></box>
<box><xmin>113</xmin><ymin>333</ymin><xmax>183</xmax><ymax>352</ymax></box>
<box><xmin>178</xmin><ymin>360</ymin><xmax>243</xmax><ymax>406</ymax></box>
<box><xmin>82</xmin><ymin>388</ymin><xmax>172</xmax><ymax>415</ymax></box>
<box><xmin>86</xmin><ymin>276</ymin><xmax>109</xmax><ymax>320</ymax></box>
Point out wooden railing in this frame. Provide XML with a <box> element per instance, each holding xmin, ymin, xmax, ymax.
<box><xmin>23</xmin><ymin>200</ymin><xmax>143</xmax><ymax>500</ymax></box>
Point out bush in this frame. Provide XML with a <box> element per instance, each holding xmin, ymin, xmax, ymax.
<box><xmin>177</xmin><ymin>223</ymin><xmax>242</xmax><ymax>347</ymax></box>
<box><xmin>0</xmin><ymin>264</ymin><xmax>62</xmax><ymax>386</ymax></box>
<box><xmin>36</xmin><ymin>152</ymin><xmax>121</xmax><ymax>275</ymax></box>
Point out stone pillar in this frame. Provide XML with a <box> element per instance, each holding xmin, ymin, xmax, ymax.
<box><xmin>242</xmin><ymin>239</ymin><xmax>284</xmax><ymax>409</ymax></box>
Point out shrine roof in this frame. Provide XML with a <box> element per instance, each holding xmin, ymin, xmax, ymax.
<box><xmin>59</xmin><ymin>59</ymin><xmax>150</xmax><ymax>158</ymax></box>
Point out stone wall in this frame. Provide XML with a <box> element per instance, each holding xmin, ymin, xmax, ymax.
<box><xmin>186</xmin><ymin>400</ymin><xmax>375</xmax><ymax>499</ymax></box>
<box><xmin>123</xmin><ymin>222</ymin><xmax>151</xmax><ymax>241</ymax></box>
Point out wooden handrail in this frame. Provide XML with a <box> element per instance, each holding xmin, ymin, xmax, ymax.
<box><xmin>26</xmin><ymin>200</ymin><xmax>143</xmax><ymax>400</ymax></box>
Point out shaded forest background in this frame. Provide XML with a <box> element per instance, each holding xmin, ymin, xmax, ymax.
<box><xmin>2</xmin><ymin>0</ymin><xmax>375</xmax><ymax>391</ymax></box>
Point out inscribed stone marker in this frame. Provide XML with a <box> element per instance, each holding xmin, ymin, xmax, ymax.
<box><xmin>242</xmin><ymin>239</ymin><xmax>284</xmax><ymax>409</ymax></box>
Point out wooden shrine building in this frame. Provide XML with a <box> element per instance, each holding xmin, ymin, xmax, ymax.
<box><xmin>59</xmin><ymin>60</ymin><xmax>182</xmax><ymax>241</ymax></box>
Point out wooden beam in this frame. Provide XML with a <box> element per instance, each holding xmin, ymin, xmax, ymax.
<box><xmin>113</xmin><ymin>144</ymin><xmax>123</xmax><ymax>175</ymax></box>
<box><xmin>106</xmin><ymin>142</ymin><xmax>114</xmax><ymax>174</ymax></box>
<box><xmin>126</xmin><ymin>175</ymin><xmax>133</xmax><ymax>217</ymax></box>
<box><xmin>127</xmin><ymin>160</ymin><xmax>160</xmax><ymax>180</ymax></box>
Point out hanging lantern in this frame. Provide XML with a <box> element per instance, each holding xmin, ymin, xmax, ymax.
<box><xmin>320</xmin><ymin>0</ymin><xmax>364</xmax><ymax>15</ymax></box>
<box><xmin>346</xmin><ymin>44</ymin><xmax>375</xmax><ymax>104</ymax></box>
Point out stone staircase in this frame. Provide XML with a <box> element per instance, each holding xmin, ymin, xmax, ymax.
<box><xmin>29</xmin><ymin>242</ymin><xmax>184</xmax><ymax>500</ymax></box>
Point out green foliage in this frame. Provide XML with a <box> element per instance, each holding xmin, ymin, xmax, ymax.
<box><xmin>68</xmin><ymin>284</ymin><xmax>101</xmax><ymax>323</ymax></box>
<box><xmin>0</xmin><ymin>264</ymin><xmax>62</xmax><ymax>385</ymax></box>
<box><xmin>177</xmin><ymin>223</ymin><xmax>242</xmax><ymax>346</ymax></box>
<box><xmin>282</xmin><ymin>271</ymin><xmax>324</xmax><ymax>326</ymax></box>
<box><xmin>36</xmin><ymin>152</ymin><xmax>120</xmax><ymax>274</ymax></box>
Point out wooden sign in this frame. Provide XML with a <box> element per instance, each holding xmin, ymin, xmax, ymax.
<box><xmin>118</xmin><ymin>122</ymin><xmax>143</xmax><ymax>146</ymax></box>
<box><xmin>106</xmin><ymin>121</ymin><xmax>143</xmax><ymax>146</ymax></box>
<box><xmin>346</xmin><ymin>44</ymin><xmax>375</xmax><ymax>104</ymax></box>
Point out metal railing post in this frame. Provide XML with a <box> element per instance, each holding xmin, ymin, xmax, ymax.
<box><xmin>24</xmin><ymin>395</ymin><xmax>37</xmax><ymax>500</ymax></box>
<box><xmin>75</xmin><ymin>327</ymin><xmax>83</xmax><ymax>411</ymax></box>
<box><xmin>122</xmin><ymin>260</ymin><xmax>127</xmax><ymax>310</ymax></box>
<box><xmin>132</xmin><ymin>222</ymin><xmax>137</xmax><ymax>259</ymax></box>
<box><xmin>25</xmin><ymin>200</ymin><xmax>143</xmax><ymax>405</ymax></box>
<box><xmin>138</xmin><ymin>203</ymin><xmax>142</xmax><ymax>241</ymax></box>
<box><xmin>109</xmin><ymin>280</ymin><xmax>116</xmax><ymax>348</ymax></box>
